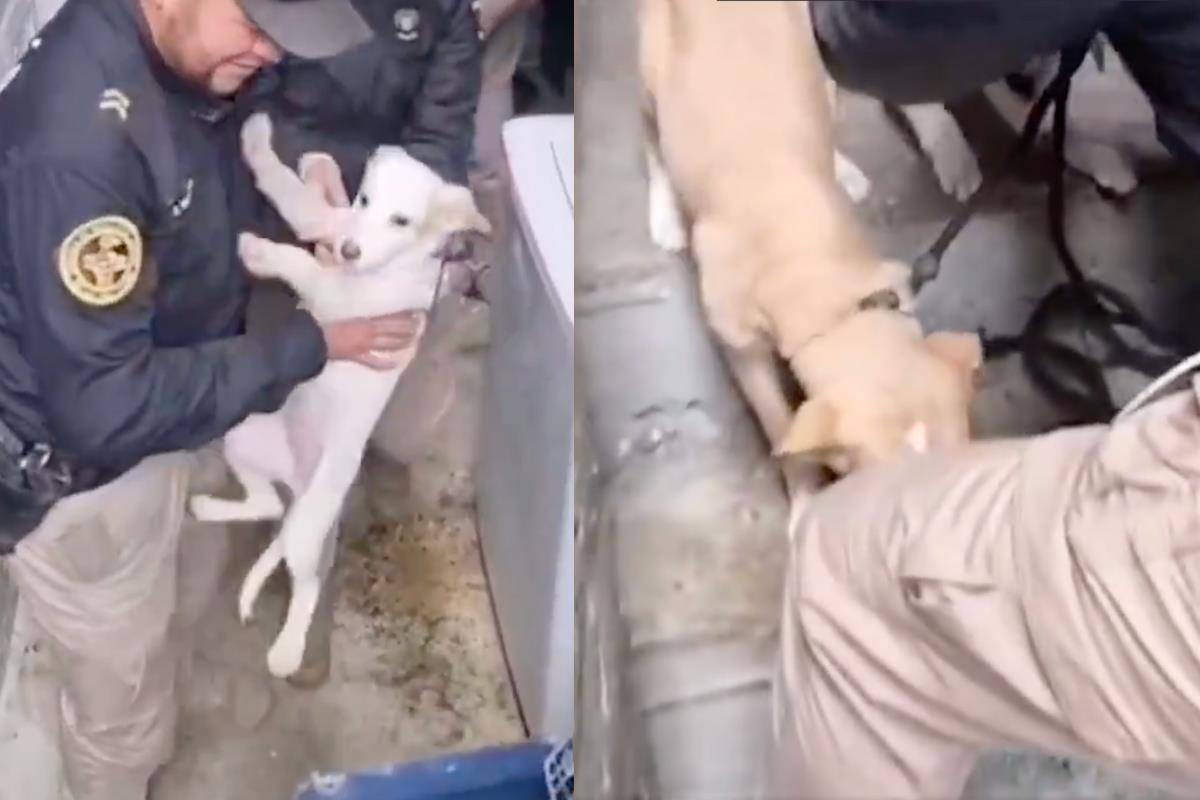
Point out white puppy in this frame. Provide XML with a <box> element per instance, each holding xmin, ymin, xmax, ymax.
<box><xmin>189</xmin><ymin>113</ymin><xmax>491</xmax><ymax>678</ymax></box>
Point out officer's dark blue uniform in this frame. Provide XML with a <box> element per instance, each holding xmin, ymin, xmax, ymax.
<box><xmin>252</xmin><ymin>0</ymin><xmax>483</xmax><ymax>194</ymax></box>
<box><xmin>811</xmin><ymin>0</ymin><xmax>1200</xmax><ymax>167</ymax></box>
<box><xmin>0</xmin><ymin>0</ymin><xmax>327</xmax><ymax>544</ymax></box>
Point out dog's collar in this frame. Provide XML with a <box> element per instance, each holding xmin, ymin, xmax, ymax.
<box><xmin>857</xmin><ymin>288</ymin><xmax>904</xmax><ymax>313</ymax></box>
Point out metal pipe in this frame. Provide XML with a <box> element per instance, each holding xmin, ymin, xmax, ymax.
<box><xmin>575</xmin><ymin>0</ymin><xmax>793</xmax><ymax>795</ymax></box>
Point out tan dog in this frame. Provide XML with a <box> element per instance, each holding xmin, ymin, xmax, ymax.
<box><xmin>639</xmin><ymin>0</ymin><xmax>982</xmax><ymax>481</ymax></box>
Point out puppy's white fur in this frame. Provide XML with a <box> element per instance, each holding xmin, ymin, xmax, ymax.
<box><xmin>190</xmin><ymin>114</ymin><xmax>490</xmax><ymax>678</ymax></box>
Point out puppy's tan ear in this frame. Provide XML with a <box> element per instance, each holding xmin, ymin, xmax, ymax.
<box><xmin>775</xmin><ymin>399</ymin><xmax>837</xmax><ymax>457</ymax></box>
<box><xmin>926</xmin><ymin>331</ymin><xmax>983</xmax><ymax>374</ymax></box>
<box><xmin>429</xmin><ymin>184</ymin><xmax>492</xmax><ymax>238</ymax></box>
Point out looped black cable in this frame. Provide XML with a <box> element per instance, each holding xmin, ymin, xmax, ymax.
<box><xmin>913</xmin><ymin>40</ymin><xmax>1186</xmax><ymax>425</ymax></box>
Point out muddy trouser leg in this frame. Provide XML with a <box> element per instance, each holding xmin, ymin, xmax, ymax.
<box><xmin>766</xmin><ymin>428</ymin><xmax>1200</xmax><ymax>799</ymax></box>
<box><xmin>5</xmin><ymin>453</ymin><xmax>194</xmax><ymax>800</ymax></box>
<box><xmin>470</xmin><ymin>6</ymin><xmax>527</xmax><ymax>268</ymax></box>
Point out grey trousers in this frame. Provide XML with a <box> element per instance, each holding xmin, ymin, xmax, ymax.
<box><xmin>6</xmin><ymin>453</ymin><xmax>228</xmax><ymax>800</ymax></box>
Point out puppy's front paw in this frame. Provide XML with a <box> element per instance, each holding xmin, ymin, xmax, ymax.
<box><xmin>238</xmin><ymin>232</ymin><xmax>277</xmax><ymax>278</ymax></box>
<box><xmin>241</xmin><ymin>113</ymin><xmax>274</xmax><ymax>168</ymax></box>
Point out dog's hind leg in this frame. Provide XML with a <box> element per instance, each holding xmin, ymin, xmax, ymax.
<box><xmin>265</xmin><ymin>453</ymin><xmax>361</xmax><ymax>678</ymax></box>
<box><xmin>190</xmin><ymin>416</ymin><xmax>289</xmax><ymax>523</ymax></box>
<box><xmin>239</xmin><ymin>535</ymin><xmax>284</xmax><ymax>624</ymax></box>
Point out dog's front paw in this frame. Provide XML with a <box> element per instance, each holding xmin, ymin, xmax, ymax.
<box><xmin>241</xmin><ymin>113</ymin><xmax>274</xmax><ymax>168</ymax></box>
<box><xmin>238</xmin><ymin>232</ymin><xmax>277</xmax><ymax>278</ymax></box>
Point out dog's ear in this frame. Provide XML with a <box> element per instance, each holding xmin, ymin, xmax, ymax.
<box><xmin>428</xmin><ymin>184</ymin><xmax>492</xmax><ymax>238</ymax></box>
<box><xmin>925</xmin><ymin>331</ymin><xmax>983</xmax><ymax>375</ymax></box>
<box><xmin>775</xmin><ymin>398</ymin><xmax>838</xmax><ymax>457</ymax></box>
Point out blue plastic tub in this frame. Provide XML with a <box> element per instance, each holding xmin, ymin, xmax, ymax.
<box><xmin>293</xmin><ymin>741</ymin><xmax>558</xmax><ymax>800</ymax></box>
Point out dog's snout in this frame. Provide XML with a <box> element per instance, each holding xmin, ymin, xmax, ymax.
<box><xmin>340</xmin><ymin>240</ymin><xmax>361</xmax><ymax>262</ymax></box>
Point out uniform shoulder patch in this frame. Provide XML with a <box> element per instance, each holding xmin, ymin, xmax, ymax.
<box><xmin>57</xmin><ymin>215</ymin><xmax>143</xmax><ymax>307</ymax></box>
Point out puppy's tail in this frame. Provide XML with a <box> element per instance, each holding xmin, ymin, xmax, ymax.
<box><xmin>239</xmin><ymin>536</ymin><xmax>285</xmax><ymax>623</ymax></box>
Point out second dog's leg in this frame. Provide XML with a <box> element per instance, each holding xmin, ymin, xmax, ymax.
<box><xmin>723</xmin><ymin>343</ymin><xmax>794</xmax><ymax>448</ymax></box>
<box><xmin>899</xmin><ymin>103</ymin><xmax>983</xmax><ymax>201</ymax></box>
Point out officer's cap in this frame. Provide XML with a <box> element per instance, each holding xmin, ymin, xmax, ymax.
<box><xmin>238</xmin><ymin>0</ymin><xmax>374</xmax><ymax>60</ymax></box>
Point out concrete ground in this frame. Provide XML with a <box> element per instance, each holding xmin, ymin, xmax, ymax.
<box><xmin>577</xmin><ymin>0</ymin><xmax>1200</xmax><ymax>796</ymax></box>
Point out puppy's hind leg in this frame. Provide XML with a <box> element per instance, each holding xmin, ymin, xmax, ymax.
<box><xmin>190</xmin><ymin>416</ymin><xmax>289</xmax><ymax>523</ymax></box>
<box><xmin>265</xmin><ymin>455</ymin><xmax>360</xmax><ymax>678</ymax></box>
<box><xmin>239</xmin><ymin>536</ymin><xmax>284</xmax><ymax>624</ymax></box>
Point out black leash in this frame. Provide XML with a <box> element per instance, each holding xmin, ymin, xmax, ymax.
<box><xmin>912</xmin><ymin>41</ymin><xmax>1184</xmax><ymax>425</ymax></box>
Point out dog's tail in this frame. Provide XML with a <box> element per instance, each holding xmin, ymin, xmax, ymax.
<box><xmin>239</xmin><ymin>536</ymin><xmax>285</xmax><ymax>623</ymax></box>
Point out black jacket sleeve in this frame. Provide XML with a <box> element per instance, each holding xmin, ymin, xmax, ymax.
<box><xmin>2</xmin><ymin>161</ymin><xmax>327</xmax><ymax>470</ymax></box>
<box><xmin>1105</xmin><ymin>1</ymin><xmax>1200</xmax><ymax>167</ymax></box>
<box><xmin>400</xmin><ymin>0</ymin><xmax>483</xmax><ymax>184</ymax></box>
<box><xmin>810</xmin><ymin>0</ymin><xmax>1200</xmax><ymax>166</ymax></box>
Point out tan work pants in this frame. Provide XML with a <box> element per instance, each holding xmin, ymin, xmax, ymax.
<box><xmin>768</xmin><ymin>386</ymin><xmax>1200</xmax><ymax>799</ymax></box>
<box><xmin>6</xmin><ymin>452</ymin><xmax>228</xmax><ymax>800</ymax></box>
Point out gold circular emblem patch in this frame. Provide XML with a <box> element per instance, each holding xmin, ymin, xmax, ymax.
<box><xmin>57</xmin><ymin>215</ymin><xmax>142</xmax><ymax>307</ymax></box>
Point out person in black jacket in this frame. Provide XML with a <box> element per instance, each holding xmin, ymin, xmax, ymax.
<box><xmin>0</xmin><ymin>0</ymin><xmax>418</xmax><ymax>796</ymax></box>
<box><xmin>810</xmin><ymin>0</ymin><xmax>1200</xmax><ymax>167</ymax></box>
<box><xmin>257</xmin><ymin>0</ymin><xmax>484</xmax><ymax>197</ymax></box>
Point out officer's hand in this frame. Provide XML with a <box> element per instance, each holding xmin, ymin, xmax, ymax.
<box><xmin>321</xmin><ymin>311</ymin><xmax>426</xmax><ymax>370</ymax></box>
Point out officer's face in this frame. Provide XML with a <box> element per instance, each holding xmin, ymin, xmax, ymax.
<box><xmin>150</xmin><ymin>0</ymin><xmax>283</xmax><ymax>96</ymax></box>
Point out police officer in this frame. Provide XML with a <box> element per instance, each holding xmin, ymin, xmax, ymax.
<box><xmin>0</xmin><ymin>0</ymin><xmax>413</xmax><ymax>796</ymax></box>
<box><xmin>255</xmin><ymin>0</ymin><xmax>484</xmax><ymax>198</ymax></box>
<box><xmin>810</xmin><ymin>0</ymin><xmax>1200</xmax><ymax>166</ymax></box>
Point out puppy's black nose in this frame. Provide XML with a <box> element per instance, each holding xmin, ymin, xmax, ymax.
<box><xmin>340</xmin><ymin>240</ymin><xmax>361</xmax><ymax>261</ymax></box>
